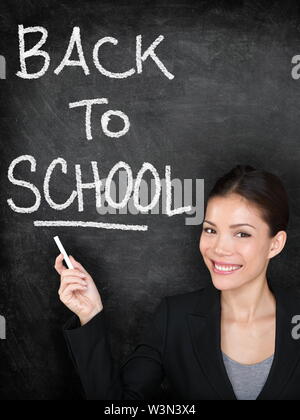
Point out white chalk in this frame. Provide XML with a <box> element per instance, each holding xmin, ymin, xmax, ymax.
<box><xmin>37</xmin><ymin>220</ymin><xmax>148</xmax><ymax>231</ymax></box>
<box><xmin>53</xmin><ymin>236</ymin><xmax>74</xmax><ymax>269</ymax></box>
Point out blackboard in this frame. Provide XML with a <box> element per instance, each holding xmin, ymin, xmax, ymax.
<box><xmin>1</xmin><ymin>0</ymin><xmax>300</xmax><ymax>400</ymax></box>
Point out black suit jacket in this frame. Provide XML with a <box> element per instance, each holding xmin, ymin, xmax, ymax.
<box><xmin>63</xmin><ymin>282</ymin><xmax>300</xmax><ymax>400</ymax></box>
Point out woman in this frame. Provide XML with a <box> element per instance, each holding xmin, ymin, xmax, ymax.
<box><xmin>55</xmin><ymin>165</ymin><xmax>300</xmax><ymax>400</ymax></box>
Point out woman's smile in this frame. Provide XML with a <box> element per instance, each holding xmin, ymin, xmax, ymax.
<box><xmin>211</xmin><ymin>259</ymin><xmax>243</xmax><ymax>275</ymax></box>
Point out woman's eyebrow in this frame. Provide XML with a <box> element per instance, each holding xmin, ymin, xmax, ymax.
<box><xmin>203</xmin><ymin>220</ymin><xmax>256</xmax><ymax>229</ymax></box>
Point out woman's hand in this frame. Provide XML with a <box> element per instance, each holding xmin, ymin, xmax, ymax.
<box><xmin>55</xmin><ymin>254</ymin><xmax>103</xmax><ymax>326</ymax></box>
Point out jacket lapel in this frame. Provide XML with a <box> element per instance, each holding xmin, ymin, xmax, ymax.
<box><xmin>257</xmin><ymin>285</ymin><xmax>300</xmax><ymax>400</ymax></box>
<box><xmin>186</xmin><ymin>285</ymin><xmax>237</xmax><ymax>400</ymax></box>
<box><xmin>187</xmin><ymin>283</ymin><xmax>300</xmax><ymax>400</ymax></box>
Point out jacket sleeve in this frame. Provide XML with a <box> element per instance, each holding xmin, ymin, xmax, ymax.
<box><xmin>62</xmin><ymin>297</ymin><xmax>168</xmax><ymax>400</ymax></box>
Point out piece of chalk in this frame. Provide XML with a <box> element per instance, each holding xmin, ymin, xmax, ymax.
<box><xmin>53</xmin><ymin>236</ymin><xmax>74</xmax><ymax>269</ymax></box>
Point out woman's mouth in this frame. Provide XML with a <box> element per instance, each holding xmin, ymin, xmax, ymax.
<box><xmin>211</xmin><ymin>260</ymin><xmax>243</xmax><ymax>275</ymax></box>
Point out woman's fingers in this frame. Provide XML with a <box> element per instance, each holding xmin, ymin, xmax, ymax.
<box><xmin>54</xmin><ymin>254</ymin><xmax>65</xmax><ymax>275</ymax></box>
<box><xmin>54</xmin><ymin>255</ymin><xmax>90</xmax><ymax>278</ymax></box>
<box><xmin>69</xmin><ymin>256</ymin><xmax>89</xmax><ymax>274</ymax></box>
<box><xmin>59</xmin><ymin>283</ymin><xmax>88</xmax><ymax>302</ymax></box>
<box><xmin>59</xmin><ymin>277</ymin><xmax>88</xmax><ymax>295</ymax></box>
<box><xmin>61</xmin><ymin>269</ymin><xmax>87</xmax><ymax>279</ymax></box>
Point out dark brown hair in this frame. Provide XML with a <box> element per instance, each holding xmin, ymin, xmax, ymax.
<box><xmin>207</xmin><ymin>165</ymin><xmax>289</xmax><ymax>237</ymax></box>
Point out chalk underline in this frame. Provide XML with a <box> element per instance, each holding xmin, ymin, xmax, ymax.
<box><xmin>34</xmin><ymin>221</ymin><xmax>148</xmax><ymax>231</ymax></box>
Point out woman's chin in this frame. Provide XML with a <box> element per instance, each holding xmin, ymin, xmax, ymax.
<box><xmin>210</xmin><ymin>275</ymin><xmax>244</xmax><ymax>291</ymax></box>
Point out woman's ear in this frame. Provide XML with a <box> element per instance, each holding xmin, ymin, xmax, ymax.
<box><xmin>268</xmin><ymin>231</ymin><xmax>287</xmax><ymax>259</ymax></box>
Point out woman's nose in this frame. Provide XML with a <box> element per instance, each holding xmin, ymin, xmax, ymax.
<box><xmin>213</xmin><ymin>236</ymin><xmax>233</xmax><ymax>256</ymax></box>
<box><xmin>214</xmin><ymin>247</ymin><xmax>232</xmax><ymax>256</ymax></box>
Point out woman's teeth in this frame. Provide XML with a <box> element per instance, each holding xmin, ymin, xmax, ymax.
<box><xmin>213</xmin><ymin>262</ymin><xmax>242</xmax><ymax>273</ymax></box>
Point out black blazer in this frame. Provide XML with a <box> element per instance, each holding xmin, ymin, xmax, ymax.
<box><xmin>63</xmin><ymin>282</ymin><xmax>300</xmax><ymax>400</ymax></box>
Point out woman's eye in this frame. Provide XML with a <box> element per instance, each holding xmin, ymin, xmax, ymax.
<box><xmin>203</xmin><ymin>227</ymin><xmax>215</xmax><ymax>234</ymax></box>
<box><xmin>202</xmin><ymin>228</ymin><xmax>250</xmax><ymax>238</ymax></box>
<box><xmin>236</xmin><ymin>232</ymin><xmax>251</xmax><ymax>238</ymax></box>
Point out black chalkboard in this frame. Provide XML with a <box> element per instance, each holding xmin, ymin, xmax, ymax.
<box><xmin>1</xmin><ymin>0</ymin><xmax>299</xmax><ymax>400</ymax></box>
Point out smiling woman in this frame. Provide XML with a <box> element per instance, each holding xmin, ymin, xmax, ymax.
<box><xmin>198</xmin><ymin>165</ymin><xmax>290</xmax><ymax>399</ymax></box>
<box><xmin>58</xmin><ymin>164</ymin><xmax>298</xmax><ymax>401</ymax></box>
<box><xmin>199</xmin><ymin>165</ymin><xmax>289</xmax><ymax>293</ymax></box>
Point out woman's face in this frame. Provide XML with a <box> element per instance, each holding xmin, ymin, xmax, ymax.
<box><xmin>199</xmin><ymin>193</ymin><xmax>286</xmax><ymax>291</ymax></box>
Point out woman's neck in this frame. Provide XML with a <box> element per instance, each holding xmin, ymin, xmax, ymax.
<box><xmin>220</xmin><ymin>277</ymin><xmax>276</xmax><ymax>323</ymax></box>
